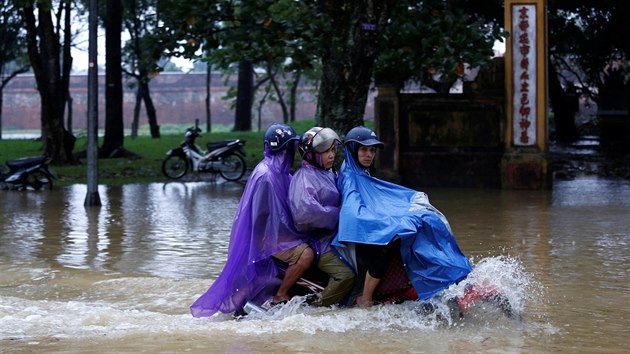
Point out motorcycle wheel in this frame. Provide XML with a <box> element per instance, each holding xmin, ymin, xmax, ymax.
<box><xmin>219</xmin><ymin>154</ymin><xmax>246</xmax><ymax>181</ymax></box>
<box><xmin>162</xmin><ymin>155</ymin><xmax>189</xmax><ymax>179</ymax></box>
<box><xmin>25</xmin><ymin>170</ymin><xmax>53</xmax><ymax>190</ymax></box>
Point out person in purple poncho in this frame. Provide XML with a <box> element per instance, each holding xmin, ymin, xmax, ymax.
<box><xmin>190</xmin><ymin>123</ymin><xmax>315</xmax><ymax>317</ymax></box>
<box><xmin>288</xmin><ymin>127</ymin><xmax>355</xmax><ymax>307</ymax></box>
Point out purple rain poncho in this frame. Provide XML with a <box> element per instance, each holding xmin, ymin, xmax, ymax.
<box><xmin>332</xmin><ymin>143</ymin><xmax>472</xmax><ymax>300</ymax></box>
<box><xmin>190</xmin><ymin>146</ymin><xmax>308</xmax><ymax>317</ymax></box>
<box><xmin>288</xmin><ymin>160</ymin><xmax>340</xmax><ymax>256</ymax></box>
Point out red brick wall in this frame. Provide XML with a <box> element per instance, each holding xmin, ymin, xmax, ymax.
<box><xmin>3</xmin><ymin>72</ymin><xmax>373</xmax><ymax>132</ymax></box>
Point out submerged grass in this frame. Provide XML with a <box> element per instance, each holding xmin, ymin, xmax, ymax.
<box><xmin>0</xmin><ymin>120</ymin><xmax>319</xmax><ymax>187</ymax></box>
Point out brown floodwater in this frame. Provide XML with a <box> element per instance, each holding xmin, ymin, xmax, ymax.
<box><xmin>1</xmin><ymin>177</ymin><xmax>629</xmax><ymax>353</ymax></box>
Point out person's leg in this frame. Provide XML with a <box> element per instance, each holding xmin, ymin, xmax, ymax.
<box><xmin>273</xmin><ymin>246</ymin><xmax>315</xmax><ymax>303</ymax></box>
<box><xmin>356</xmin><ymin>271</ymin><xmax>380</xmax><ymax>307</ymax></box>
<box><xmin>354</xmin><ymin>243</ymin><xmax>389</xmax><ymax>307</ymax></box>
<box><xmin>314</xmin><ymin>252</ymin><xmax>355</xmax><ymax>306</ymax></box>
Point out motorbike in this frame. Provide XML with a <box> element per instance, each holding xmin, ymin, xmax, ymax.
<box><xmin>241</xmin><ymin>250</ymin><xmax>517</xmax><ymax>321</ymax></box>
<box><xmin>162</xmin><ymin>126</ymin><xmax>247</xmax><ymax>182</ymax></box>
<box><xmin>0</xmin><ymin>155</ymin><xmax>55</xmax><ymax>190</ymax></box>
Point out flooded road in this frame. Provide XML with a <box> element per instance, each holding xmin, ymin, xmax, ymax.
<box><xmin>1</xmin><ymin>178</ymin><xmax>629</xmax><ymax>353</ymax></box>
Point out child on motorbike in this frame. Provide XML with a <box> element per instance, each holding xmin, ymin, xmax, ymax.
<box><xmin>333</xmin><ymin>126</ymin><xmax>473</xmax><ymax>307</ymax></box>
<box><xmin>288</xmin><ymin>127</ymin><xmax>355</xmax><ymax>307</ymax></box>
<box><xmin>190</xmin><ymin>123</ymin><xmax>314</xmax><ymax>317</ymax></box>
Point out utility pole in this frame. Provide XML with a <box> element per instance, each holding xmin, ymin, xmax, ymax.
<box><xmin>85</xmin><ymin>0</ymin><xmax>101</xmax><ymax>207</ymax></box>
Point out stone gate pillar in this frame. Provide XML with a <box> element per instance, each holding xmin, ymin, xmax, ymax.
<box><xmin>502</xmin><ymin>0</ymin><xmax>551</xmax><ymax>189</ymax></box>
<box><xmin>374</xmin><ymin>84</ymin><xmax>400</xmax><ymax>181</ymax></box>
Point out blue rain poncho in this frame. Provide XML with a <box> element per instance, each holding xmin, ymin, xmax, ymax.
<box><xmin>332</xmin><ymin>143</ymin><xmax>472</xmax><ymax>300</ymax></box>
<box><xmin>190</xmin><ymin>146</ymin><xmax>308</xmax><ymax>317</ymax></box>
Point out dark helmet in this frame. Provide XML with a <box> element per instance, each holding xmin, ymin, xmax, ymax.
<box><xmin>299</xmin><ymin>127</ymin><xmax>341</xmax><ymax>157</ymax></box>
<box><xmin>264</xmin><ymin>123</ymin><xmax>300</xmax><ymax>152</ymax></box>
<box><xmin>343</xmin><ymin>126</ymin><xmax>384</xmax><ymax>148</ymax></box>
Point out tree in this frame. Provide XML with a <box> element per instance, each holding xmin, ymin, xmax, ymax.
<box><xmin>122</xmin><ymin>0</ymin><xmax>165</xmax><ymax>138</ymax></box>
<box><xmin>289</xmin><ymin>0</ymin><xmax>502</xmax><ymax>133</ymax></box>
<box><xmin>19</xmin><ymin>0</ymin><xmax>77</xmax><ymax>164</ymax></box>
<box><xmin>233</xmin><ymin>60</ymin><xmax>253</xmax><ymax>131</ymax></box>
<box><xmin>165</xmin><ymin>0</ymin><xmax>322</xmax><ymax>131</ymax></box>
<box><xmin>231</xmin><ymin>1</ymin><xmax>255</xmax><ymax>131</ymax></box>
<box><xmin>311</xmin><ymin>0</ymin><xmax>396</xmax><ymax>132</ymax></box>
<box><xmin>449</xmin><ymin>0</ymin><xmax>630</xmax><ymax>142</ymax></box>
<box><xmin>103</xmin><ymin>0</ymin><xmax>125</xmax><ymax>156</ymax></box>
<box><xmin>158</xmin><ymin>0</ymin><xmax>228</xmax><ymax>132</ymax></box>
<box><xmin>0</xmin><ymin>0</ymin><xmax>30</xmax><ymax>140</ymax></box>
<box><xmin>546</xmin><ymin>0</ymin><xmax>630</xmax><ymax>141</ymax></box>
<box><xmin>375</xmin><ymin>1</ymin><xmax>503</xmax><ymax>93</ymax></box>
<box><xmin>164</xmin><ymin>0</ymin><xmax>503</xmax><ymax>134</ymax></box>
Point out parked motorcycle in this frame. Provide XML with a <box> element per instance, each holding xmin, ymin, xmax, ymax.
<box><xmin>162</xmin><ymin>126</ymin><xmax>247</xmax><ymax>181</ymax></box>
<box><xmin>0</xmin><ymin>155</ymin><xmax>55</xmax><ymax>190</ymax></box>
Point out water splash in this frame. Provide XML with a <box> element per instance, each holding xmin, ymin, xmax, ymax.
<box><xmin>0</xmin><ymin>256</ymin><xmax>539</xmax><ymax>343</ymax></box>
<box><xmin>440</xmin><ymin>255</ymin><xmax>541</xmax><ymax>319</ymax></box>
<box><xmin>220</xmin><ymin>255</ymin><xmax>538</xmax><ymax>333</ymax></box>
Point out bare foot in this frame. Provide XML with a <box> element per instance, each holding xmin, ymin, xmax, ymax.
<box><xmin>271</xmin><ymin>295</ymin><xmax>290</xmax><ymax>305</ymax></box>
<box><xmin>356</xmin><ymin>295</ymin><xmax>374</xmax><ymax>307</ymax></box>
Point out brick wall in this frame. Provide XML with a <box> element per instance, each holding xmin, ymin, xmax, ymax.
<box><xmin>3</xmin><ymin>72</ymin><xmax>374</xmax><ymax>132</ymax></box>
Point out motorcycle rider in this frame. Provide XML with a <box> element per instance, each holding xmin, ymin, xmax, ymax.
<box><xmin>333</xmin><ymin>126</ymin><xmax>472</xmax><ymax>307</ymax></box>
<box><xmin>190</xmin><ymin>123</ymin><xmax>314</xmax><ymax>317</ymax></box>
<box><xmin>288</xmin><ymin>127</ymin><xmax>355</xmax><ymax>307</ymax></box>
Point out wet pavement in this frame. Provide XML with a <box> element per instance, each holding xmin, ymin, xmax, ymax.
<box><xmin>550</xmin><ymin>136</ymin><xmax>630</xmax><ymax>180</ymax></box>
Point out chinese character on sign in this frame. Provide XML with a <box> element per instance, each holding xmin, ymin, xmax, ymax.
<box><xmin>512</xmin><ymin>5</ymin><xmax>537</xmax><ymax>146</ymax></box>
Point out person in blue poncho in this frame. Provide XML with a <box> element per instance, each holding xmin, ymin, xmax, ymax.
<box><xmin>190</xmin><ymin>123</ymin><xmax>314</xmax><ymax>317</ymax></box>
<box><xmin>333</xmin><ymin>126</ymin><xmax>473</xmax><ymax>307</ymax></box>
<box><xmin>288</xmin><ymin>127</ymin><xmax>355</xmax><ymax>307</ymax></box>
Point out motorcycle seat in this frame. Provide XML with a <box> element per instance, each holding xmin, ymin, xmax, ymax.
<box><xmin>6</xmin><ymin>155</ymin><xmax>48</xmax><ymax>169</ymax></box>
<box><xmin>206</xmin><ymin>139</ymin><xmax>241</xmax><ymax>152</ymax></box>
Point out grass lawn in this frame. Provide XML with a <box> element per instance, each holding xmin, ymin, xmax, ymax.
<box><xmin>0</xmin><ymin>120</ymin><xmax>323</xmax><ymax>187</ymax></box>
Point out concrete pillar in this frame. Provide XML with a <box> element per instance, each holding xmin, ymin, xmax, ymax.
<box><xmin>502</xmin><ymin>0</ymin><xmax>551</xmax><ymax>189</ymax></box>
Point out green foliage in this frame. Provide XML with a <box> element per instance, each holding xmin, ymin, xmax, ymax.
<box><xmin>122</xmin><ymin>0</ymin><xmax>166</xmax><ymax>79</ymax></box>
<box><xmin>162</xmin><ymin>0</ymin><xmax>324</xmax><ymax>74</ymax></box>
<box><xmin>154</xmin><ymin>1</ymin><xmax>506</xmax><ymax>131</ymax></box>
<box><xmin>0</xmin><ymin>0</ymin><xmax>30</xmax><ymax>78</ymax></box>
<box><xmin>547</xmin><ymin>0</ymin><xmax>630</xmax><ymax>89</ymax></box>
<box><xmin>375</xmin><ymin>1</ymin><xmax>505</xmax><ymax>87</ymax></box>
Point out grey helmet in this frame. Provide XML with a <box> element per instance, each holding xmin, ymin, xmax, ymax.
<box><xmin>299</xmin><ymin>127</ymin><xmax>341</xmax><ymax>157</ymax></box>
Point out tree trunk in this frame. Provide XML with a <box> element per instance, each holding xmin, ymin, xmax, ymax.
<box><xmin>62</xmin><ymin>0</ymin><xmax>73</xmax><ymax>122</ymax></box>
<box><xmin>268</xmin><ymin>65</ymin><xmax>289</xmax><ymax>123</ymax></box>
<box><xmin>234</xmin><ymin>61</ymin><xmax>253</xmax><ymax>131</ymax></box>
<box><xmin>61</xmin><ymin>0</ymin><xmax>76</xmax><ymax>163</ymax></box>
<box><xmin>66</xmin><ymin>96</ymin><xmax>73</xmax><ymax>135</ymax></box>
<box><xmin>289</xmin><ymin>70</ymin><xmax>301</xmax><ymax>122</ymax></box>
<box><xmin>257</xmin><ymin>84</ymin><xmax>272</xmax><ymax>131</ymax></box>
<box><xmin>141</xmin><ymin>81</ymin><xmax>160</xmax><ymax>138</ymax></box>
<box><xmin>22</xmin><ymin>2</ymin><xmax>71</xmax><ymax>164</ymax></box>
<box><xmin>103</xmin><ymin>0</ymin><xmax>125</xmax><ymax>154</ymax></box>
<box><xmin>0</xmin><ymin>88</ymin><xmax>3</xmax><ymax>140</ymax></box>
<box><xmin>131</xmin><ymin>84</ymin><xmax>142</xmax><ymax>138</ymax></box>
<box><xmin>206</xmin><ymin>61</ymin><xmax>212</xmax><ymax>132</ymax></box>
<box><xmin>315</xmin><ymin>0</ymin><xmax>395</xmax><ymax>135</ymax></box>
